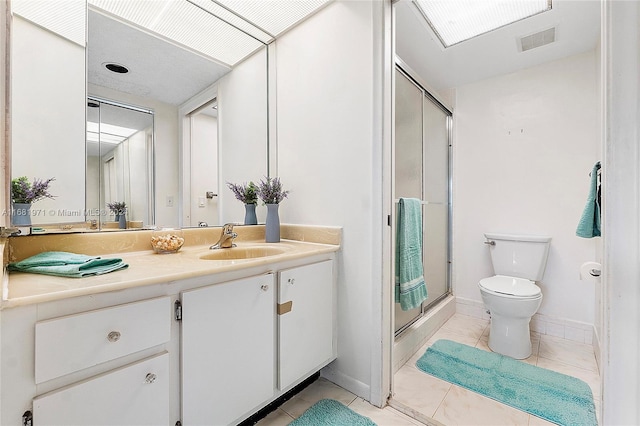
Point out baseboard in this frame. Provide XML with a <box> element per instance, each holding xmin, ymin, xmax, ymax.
<box><xmin>593</xmin><ymin>327</ymin><xmax>602</xmax><ymax>372</ymax></box>
<box><xmin>320</xmin><ymin>364</ymin><xmax>370</xmax><ymax>401</ymax></box>
<box><xmin>456</xmin><ymin>296</ymin><xmax>595</xmax><ymax>345</ymax></box>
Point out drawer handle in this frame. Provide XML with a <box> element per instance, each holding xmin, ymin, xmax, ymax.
<box><xmin>144</xmin><ymin>373</ymin><xmax>157</xmax><ymax>384</ymax></box>
<box><xmin>288</xmin><ymin>278</ymin><xmax>295</xmax><ymax>285</ymax></box>
<box><xmin>107</xmin><ymin>331</ymin><xmax>121</xmax><ymax>342</ymax></box>
<box><xmin>261</xmin><ymin>284</ymin><xmax>269</xmax><ymax>292</ymax></box>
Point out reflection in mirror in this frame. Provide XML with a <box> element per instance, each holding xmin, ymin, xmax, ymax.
<box><xmin>179</xmin><ymin>45</ymin><xmax>268</xmax><ymax>228</ymax></box>
<box><xmin>87</xmin><ymin>2</ymin><xmax>268</xmax><ymax>229</ymax></box>
<box><xmin>183</xmin><ymin>98</ymin><xmax>219</xmax><ymax>227</ymax></box>
<box><xmin>10</xmin><ymin>5</ymin><xmax>86</xmax><ymax>228</ymax></box>
<box><xmin>86</xmin><ymin>98</ymin><xmax>154</xmax><ymax>230</ymax></box>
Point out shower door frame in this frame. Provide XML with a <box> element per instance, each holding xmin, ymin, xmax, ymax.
<box><xmin>393</xmin><ymin>57</ymin><xmax>453</xmax><ymax>337</ymax></box>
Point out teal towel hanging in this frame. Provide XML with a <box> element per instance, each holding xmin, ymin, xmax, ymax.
<box><xmin>576</xmin><ymin>162</ymin><xmax>601</xmax><ymax>238</ymax></box>
<box><xmin>395</xmin><ymin>198</ymin><xmax>428</xmax><ymax>311</ymax></box>
<box><xmin>8</xmin><ymin>251</ymin><xmax>128</xmax><ymax>278</ymax></box>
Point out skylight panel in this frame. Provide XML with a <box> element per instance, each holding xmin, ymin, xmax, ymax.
<box><xmin>88</xmin><ymin>0</ymin><xmax>264</xmax><ymax>66</ymax></box>
<box><xmin>413</xmin><ymin>0</ymin><xmax>552</xmax><ymax>48</ymax></box>
<box><xmin>11</xmin><ymin>0</ymin><xmax>86</xmax><ymax>46</ymax></box>
<box><xmin>215</xmin><ymin>0</ymin><xmax>332</xmax><ymax>37</ymax></box>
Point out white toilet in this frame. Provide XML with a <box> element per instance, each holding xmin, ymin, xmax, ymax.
<box><xmin>478</xmin><ymin>232</ymin><xmax>551</xmax><ymax>359</ymax></box>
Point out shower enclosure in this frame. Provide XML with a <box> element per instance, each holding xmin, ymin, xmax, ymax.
<box><xmin>394</xmin><ymin>61</ymin><xmax>452</xmax><ymax>335</ymax></box>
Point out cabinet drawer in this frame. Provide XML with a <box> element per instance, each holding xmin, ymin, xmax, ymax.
<box><xmin>33</xmin><ymin>352</ymin><xmax>169</xmax><ymax>426</ymax></box>
<box><xmin>35</xmin><ymin>296</ymin><xmax>171</xmax><ymax>384</ymax></box>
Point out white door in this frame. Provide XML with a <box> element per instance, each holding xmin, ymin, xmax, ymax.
<box><xmin>181</xmin><ymin>274</ymin><xmax>275</xmax><ymax>425</ymax></box>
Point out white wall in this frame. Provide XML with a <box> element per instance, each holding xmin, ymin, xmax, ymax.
<box><xmin>12</xmin><ymin>16</ymin><xmax>85</xmax><ymax>224</ymax></box>
<box><xmin>453</xmin><ymin>51</ymin><xmax>600</xmax><ymax>326</ymax></box>
<box><xmin>275</xmin><ymin>0</ymin><xmax>381</xmax><ymax>399</ymax></box>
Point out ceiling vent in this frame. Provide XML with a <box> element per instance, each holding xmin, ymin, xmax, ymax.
<box><xmin>518</xmin><ymin>27</ymin><xmax>556</xmax><ymax>52</ymax></box>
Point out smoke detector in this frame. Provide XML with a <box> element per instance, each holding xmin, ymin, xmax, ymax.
<box><xmin>518</xmin><ymin>27</ymin><xmax>556</xmax><ymax>52</ymax></box>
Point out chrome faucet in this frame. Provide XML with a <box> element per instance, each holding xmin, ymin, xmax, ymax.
<box><xmin>210</xmin><ymin>223</ymin><xmax>238</xmax><ymax>249</ymax></box>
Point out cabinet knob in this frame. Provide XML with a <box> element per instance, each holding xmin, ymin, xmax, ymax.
<box><xmin>261</xmin><ymin>284</ymin><xmax>269</xmax><ymax>292</ymax></box>
<box><xmin>144</xmin><ymin>373</ymin><xmax>157</xmax><ymax>384</ymax></box>
<box><xmin>107</xmin><ymin>331</ymin><xmax>121</xmax><ymax>342</ymax></box>
<box><xmin>288</xmin><ymin>278</ymin><xmax>295</xmax><ymax>285</ymax></box>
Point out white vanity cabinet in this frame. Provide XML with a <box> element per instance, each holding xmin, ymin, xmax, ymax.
<box><xmin>0</xmin><ymin>254</ymin><xmax>337</xmax><ymax>426</ymax></box>
<box><xmin>278</xmin><ymin>260</ymin><xmax>335</xmax><ymax>390</ymax></box>
<box><xmin>33</xmin><ymin>352</ymin><xmax>170</xmax><ymax>425</ymax></box>
<box><xmin>28</xmin><ymin>297</ymin><xmax>172</xmax><ymax>426</ymax></box>
<box><xmin>181</xmin><ymin>273</ymin><xmax>276</xmax><ymax>425</ymax></box>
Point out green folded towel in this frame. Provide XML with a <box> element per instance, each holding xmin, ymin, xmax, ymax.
<box><xmin>395</xmin><ymin>198</ymin><xmax>428</xmax><ymax>311</ymax></box>
<box><xmin>576</xmin><ymin>162</ymin><xmax>601</xmax><ymax>238</ymax></box>
<box><xmin>8</xmin><ymin>251</ymin><xmax>128</xmax><ymax>278</ymax></box>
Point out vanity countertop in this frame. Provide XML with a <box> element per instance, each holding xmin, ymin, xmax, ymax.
<box><xmin>2</xmin><ymin>225</ymin><xmax>341</xmax><ymax>309</ymax></box>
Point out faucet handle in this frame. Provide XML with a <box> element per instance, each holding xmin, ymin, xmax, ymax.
<box><xmin>222</xmin><ymin>223</ymin><xmax>235</xmax><ymax>234</ymax></box>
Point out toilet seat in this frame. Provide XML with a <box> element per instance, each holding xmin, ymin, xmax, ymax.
<box><xmin>479</xmin><ymin>275</ymin><xmax>541</xmax><ymax>299</ymax></box>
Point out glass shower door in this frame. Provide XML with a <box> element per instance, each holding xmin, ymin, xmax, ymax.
<box><xmin>394</xmin><ymin>67</ymin><xmax>451</xmax><ymax>335</ymax></box>
<box><xmin>394</xmin><ymin>69</ymin><xmax>424</xmax><ymax>333</ymax></box>
<box><xmin>422</xmin><ymin>96</ymin><xmax>450</xmax><ymax>308</ymax></box>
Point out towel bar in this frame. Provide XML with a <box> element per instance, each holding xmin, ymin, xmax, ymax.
<box><xmin>394</xmin><ymin>199</ymin><xmax>444</xmax><ymax>205</ymax></box>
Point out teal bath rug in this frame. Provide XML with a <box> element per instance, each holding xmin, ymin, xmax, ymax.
<box><xmin>288</xmin><ymin>399</ymin><xmax>376</xmax><ymax>426</ymax></box>
<box><xmin>416</xmin><ymin>339</ymin><xmax>597</xmax><ymax>426</ymax></box>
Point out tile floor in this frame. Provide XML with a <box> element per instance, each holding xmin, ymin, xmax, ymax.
<box><xmin>257</xmin><ymin>313</ymin><xmax>601</xmax><ymax>426</ymax></box>
<box><xmin>393</xmin><ymin>313</ymin><xmax>601</xmax><ymax>426</ymax></box>
<box><xmin>256</xmin><ymin>376</ymin><xmax>424</xmax><ymax>426</ymax></box>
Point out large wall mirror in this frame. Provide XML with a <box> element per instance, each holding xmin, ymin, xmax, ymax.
<box><xmin>10</xmin><ymin>0</ymin><xmax>334</xmax><ymax>232</ymax></box>
<box><xmin>9</xmin><ymin>0</ymin><xmax>269</xmax><ymax>232</ymax></box>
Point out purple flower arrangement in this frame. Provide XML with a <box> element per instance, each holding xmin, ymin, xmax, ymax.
<box><xmin>107</xmin><ymin>201</ymin><xmax>127</xmax><ymax>215</ymax></box>
<box><xmin>11</xmin><ymin>176</ymin><xmax>55</xmax><ymax>204</ymax></box>
<box><xmin>257</xmin><ymin>177</ymin><xmax>289</xmax><ymax>205</ymax></box>
<box><xmin>226</xmin><ymin>181</ymin><xmax>258</xmax><ymax>204</ymax></box>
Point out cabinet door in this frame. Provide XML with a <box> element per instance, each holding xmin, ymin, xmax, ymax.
<box><xmin>279</xmin><ymin>260</ymin><xmax>335</xmax><ymax>390</ymax></box>
<box><xmin>181</xmin><ymin>274</ymin><xmax>275</xmax><ymax>425</ymax></box>
<box><xmin>33</xmin><ymin>352</ymin><xmax>169</xmax><ymax>425</ymax></box>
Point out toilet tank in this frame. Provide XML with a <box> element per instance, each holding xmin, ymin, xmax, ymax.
<box><xmin>484</xmin><ymin>233</ymin><xmax>552</xmax><ymax>281</ymax></box>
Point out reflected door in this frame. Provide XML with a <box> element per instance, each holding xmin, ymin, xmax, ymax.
<box><xmin>184</xmin><ymin>99</ymin><xmax>219</xmax><ymax>227</ymax></box>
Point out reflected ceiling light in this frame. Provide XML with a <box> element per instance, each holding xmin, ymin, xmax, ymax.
<box><xmin>104</xmin><ymin>63</ymin><xmax>129</xmax><ymax>74</ymax></box>
<box><xmin>87</xmin><ymin>121</ymin><xmax>139</xmax><ymax>144</ymax></box>
<box><xmin>413</xmin><ymin>0</ymin><xmax>552</xmax><ymax>48</ymax></box>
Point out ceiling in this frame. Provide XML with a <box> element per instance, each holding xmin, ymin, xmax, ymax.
<box><xmin>394</xmin><ymin>0</ymin><xmax>601</xmax><ymax>92</ymax></box>
<box><xmin>87</xmin><ymin>0</ymin><xmax>332</xmax><ymax>107</ymax></box>
<box><xmin>88</xmin><ymin>9</ymin><xmax>234</xmax><ymax>106</ymax></box>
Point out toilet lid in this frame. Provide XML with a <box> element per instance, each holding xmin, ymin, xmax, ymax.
<box><xmin>479</xmin><ymin>275</ymin><xmax>541</xmax><ymax>297</ymax></box>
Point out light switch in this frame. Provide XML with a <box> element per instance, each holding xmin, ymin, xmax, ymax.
<box><xmin>198</xmin><ymin>197</ymin><xmax>205</xmax><ymax>207</ymax></box>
